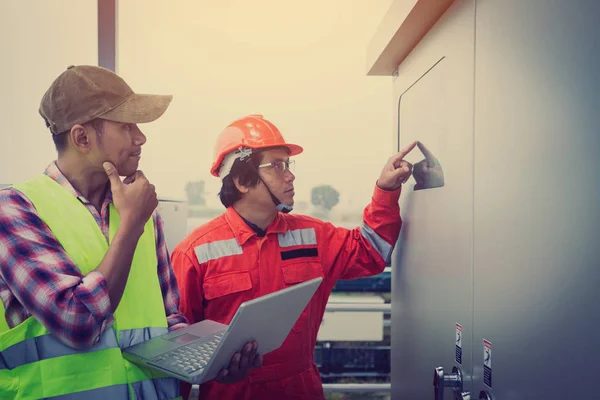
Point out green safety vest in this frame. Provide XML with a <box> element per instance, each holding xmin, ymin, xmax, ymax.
<box><xmin>0</xmin><ymin>174</ymin><xmax>182</xmax><ymax>400</ymax></box>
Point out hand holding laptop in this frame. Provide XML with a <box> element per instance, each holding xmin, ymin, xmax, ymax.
<box><xmin>214</xmin><ymin>340</ymin><xmax>263</xmax><ymax>384</ymax></box>
<box><xmin>122</xmin><ymin>277</ymin><xmax>323</xmax><ymax>385</ymax></box>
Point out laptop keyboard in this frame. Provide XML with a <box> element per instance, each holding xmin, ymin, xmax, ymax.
<box><xmin>150</xmin><ymin>332</ymin><xmax>225</xmax><ymax>376</ymax></box>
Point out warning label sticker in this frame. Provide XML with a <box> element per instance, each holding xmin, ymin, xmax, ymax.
<box><xmin>483</xmin><ymin>339</ymin><xmax>492</xmax><ymax>388</ymax></box>
<box><xmin>455</xmin><ymin>323</ymin><xmax>462</xmax><ymax>364</ymax></box>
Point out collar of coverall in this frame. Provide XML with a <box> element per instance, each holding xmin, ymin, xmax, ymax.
<box><xmin>225</xmin><ymin>207</ymin><xmax>288</xmax><ymax>245</ymax></box>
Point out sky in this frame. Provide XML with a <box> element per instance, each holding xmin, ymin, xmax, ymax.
<box><xmin>1</xmin><ymin>0</ymin><xmax>395</xmax><ymax>214</ymax></box>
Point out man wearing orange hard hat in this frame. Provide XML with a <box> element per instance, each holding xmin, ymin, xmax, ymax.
<box><xmin>171</xmin><ymin>114</ymin><xmax>416</xmax><ymax>399</ymax></box>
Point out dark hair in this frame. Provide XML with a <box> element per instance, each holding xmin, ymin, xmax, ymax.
<box><xmin>50</xmin><ymin>119</ymin><xmax>105</xmax><ymax>154</ymax></box>
<box><xmin>218</xmin><ymin>151</ymin><xmax>264</xmax><ymax>208</ymax></box>
<box><xmin>52</xmin><ymin>131</ymin><xmax>70</xmax><ymax>154</ymax></box>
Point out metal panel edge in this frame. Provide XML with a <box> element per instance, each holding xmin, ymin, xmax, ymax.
<box><xmin>366</xmin><ymin>0</ymin><xmax>457</xmax><ymax>76</ymax></box>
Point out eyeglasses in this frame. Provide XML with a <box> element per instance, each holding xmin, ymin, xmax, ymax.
<box><xmin>257</xmin><ymin>159</ymin><xmax>295</xmax><ymax>174</ymax></box>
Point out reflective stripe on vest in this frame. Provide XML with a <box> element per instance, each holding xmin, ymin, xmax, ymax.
<box><xmin>0</xmin><ymin>175</ymin><xmax>181</xmax><ymax>400</ymax></box>
<box><xmin>0</xmin><ymin>315</ymin><xmax>128</xmax><ymax>400</ymax></box>
<box><xmin>0</xmin><ymin>325</ymin><xmax>118</xmax><ymax>370</ymax></box>
<box><xmin>0</xmin><ymin>325</ymin><xmax>180</xmax><ymax>399</ymax></box>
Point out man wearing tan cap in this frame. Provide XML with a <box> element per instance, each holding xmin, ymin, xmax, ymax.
<box><xmin>0</xmin><ymin>65</ymin><xmax>259</xmax><ymax>399</ymax></box>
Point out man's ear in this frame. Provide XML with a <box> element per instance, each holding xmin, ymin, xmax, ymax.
<box><xmin>70</xmin><ymin>124</ymin><xmax>92</xmax><ymax>153</ymax></box>
<box><xmin>233</xmin><ymin>176</ymin><xmax>250</xmax><ymax>194</ymax></box>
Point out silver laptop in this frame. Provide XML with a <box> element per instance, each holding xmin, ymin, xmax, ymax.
<box><xmin>123</xmin><ymin>276</ymin><xmax>323</xmax><ymax>384</ymax></box>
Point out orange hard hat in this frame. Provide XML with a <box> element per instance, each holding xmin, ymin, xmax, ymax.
<box><xmin>210</xmin><ymin>114</ymin><xmax>303</xmax><ymax>177</ymax></box>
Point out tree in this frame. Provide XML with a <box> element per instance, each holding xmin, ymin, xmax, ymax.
<box><xmin>311</xmin><ymin>184</ymin><xmax>340</xmax><ymax>211</ymax></box>
<box><xmin>185</xmin><ymin>180</ymin><xmax>206</xmax><ymax>206</ymax></box>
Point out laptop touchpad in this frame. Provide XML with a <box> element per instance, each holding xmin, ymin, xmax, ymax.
<box><xmin>168</xmin><ymin>333</ymin><xmax>200</xmax><ymax>345</ymax></box>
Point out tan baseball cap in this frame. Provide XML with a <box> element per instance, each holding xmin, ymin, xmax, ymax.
<box><xmin>40</xmin><ymin>65</ymin><xmax>173</xmax><ymax>135</ymax></box>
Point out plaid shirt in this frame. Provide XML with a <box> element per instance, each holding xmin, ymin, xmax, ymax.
<box><xmin>0</xmin><ymin>162</ymin><xmax>188</xmax><ymax>349</ymax></box>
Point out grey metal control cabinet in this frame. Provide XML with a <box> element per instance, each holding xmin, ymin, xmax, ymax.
<box><xmin>368</xmin><ymin>0</ymin><xmax>600</xmax><ymax>398</ymax></box>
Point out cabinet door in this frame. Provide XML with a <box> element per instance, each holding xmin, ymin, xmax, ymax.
<box><xmin>391</xmin><ymin>1</ymin><xmax>475</xmax><ymax>398</ymax></box>
<box><xmin>473</xmin><ymin>0</ymin><xmax>600</xmax><ymax>397</ymax></box>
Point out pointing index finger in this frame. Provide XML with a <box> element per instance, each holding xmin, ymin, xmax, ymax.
<box><xmin>391</xmin><ymin>141</ymin><xmax>417</xmax><ymax>164</ymax></box>
<box><xmin>399</xmin><ymin>141</ymin><xmax>417</xmax><ymax>157</ymax></box>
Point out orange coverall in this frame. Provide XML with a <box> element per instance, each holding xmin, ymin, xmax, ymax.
<box><xmin>171</xmin><ymin>185</ymin><xmax>403</xmax><ymax>399</ymax></box>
